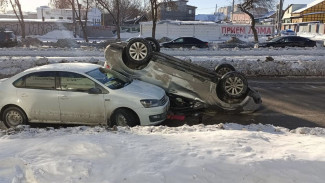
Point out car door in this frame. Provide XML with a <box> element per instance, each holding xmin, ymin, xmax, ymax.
<box><xmin>14</xmin><ymin>71</ymin><xmax>61</xmax><ymax>122</ymax></box>
<box><xmin>58</xmin><ymin>71</ymin><xmax>106</xmax><ymax>124</ymax></box>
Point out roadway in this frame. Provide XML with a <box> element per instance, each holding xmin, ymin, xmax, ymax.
<box><xmin>163</xmin><ymin>77</ymin><xmax>325</xmax><ymax>129</ymax></box>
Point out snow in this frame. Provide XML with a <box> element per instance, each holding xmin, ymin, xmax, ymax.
<box><xmin>1</xmin><ymin>45</ymin><xmax>325</xmax><ymax>77</ymax></box>
<box><xmin>1</xmin><ymin>27</ymin><xmax>325</xmax><ymax>183</ymax></box>
<box><xmin>0</xmin><ymin>124</ymin><xmax>325</xmax><ymax>183</ymax></box>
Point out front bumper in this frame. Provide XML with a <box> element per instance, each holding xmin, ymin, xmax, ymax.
<box><xmin>134</xmin><ymin>100</ymin><xmax>170</xmax><ymax>126</ymax></box>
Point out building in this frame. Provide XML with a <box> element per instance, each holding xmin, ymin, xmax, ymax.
<box><xmin>231</xmin><ymin>7</ymin><xmax>269</xmax><ymax>24</ymax></box>
<box><xmin>195</xmin><ymin>13</ymin><xmax>225</xmax><ymax>22</ymax></box>
<box><xmin>218</xmin><ymin>6</ymin><xmax>232</xmax><ymax>20</ymax></box>
<box><xmin>256</xmin><ymin>11</ymin><xmax>276</xmax><ymax>25</ymax></box>
<box><xmin>159</xmin><ymin>0</ymin><xmax>197</xmax><ymax>21</ymax></box>
<box><xmin>282</xmin><ymin>4</ymin><xmax>307</xmax><ymax>23</ymax></box>
<box><xmin>36</xmin><ymin>6</ymin><xmax>101</xmax><ymax>26</ymax></box>
<box><xmin>290</xmin><ymin>0</ymin><xmax>325</xmax><ymax>23</ymax></box>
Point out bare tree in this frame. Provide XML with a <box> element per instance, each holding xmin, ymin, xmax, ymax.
<box><xmin>147</xmin><ymin>0</ymin><xmax>173</xmax><ymax>39</ymax></box>
<box><xmin>95</xmin><ymin>0</ymin><xmax>121</xmax><ymax>40</ymax></box>
<box><xmin>0</xmin><ymin>0</ymin><xmax>26</xmax><ymax>38</ymax></box>
<box><xmin>68</xmin><ymin>0</ymin><xmax>91</xmax><ymax>42</ymax></box>
<box><xmin>238</xmin><ymin>0</ymin><xmax>274</xmax><ymax>43</ymax></box>
<box><xmin>52</xmin><ymin>0</ymin><xmax>92</xmax><ymax>42</ymax></box>
<box><xmin>50</xmin><ymin>0</ymin><xmax>72</xmax><ymax>8</ymax></box>
<box><xmin>119</xmin><ymin>0</ymin><xmax>144</xmax><ymax>22</ymax></box>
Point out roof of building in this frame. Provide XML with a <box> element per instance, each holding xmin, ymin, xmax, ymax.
<box><xmin>293</xmin><ymin>0</ymin><xmax>324</xmax><ymax>13</ymax></box>
<box><xmin>257</xmin><ymin>11</ymin><xmax>276</xmax><ymax>19</ymax></box>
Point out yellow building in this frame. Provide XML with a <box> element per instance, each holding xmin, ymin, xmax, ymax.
<box><xmin>291</xmin><ymin>0</ymin><xmax>325</xmax><ymax>23</ymax></box>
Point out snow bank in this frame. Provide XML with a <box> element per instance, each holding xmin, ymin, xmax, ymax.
<box><xmin>0</xmin><ymin>124</ymin><xmax>325</xmax><ymax>183</ymax></box>
<box><xmin>39</xmin><ymin>30</ymin><xmax>75</xmax><ymax>39</ymax></box>
<box><xmin>1</xmin><ymin>46</ymin><xmax>325</xmax><ymax>78</ymax></box>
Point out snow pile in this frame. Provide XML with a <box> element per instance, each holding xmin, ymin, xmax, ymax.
<box><xmin>0</xmin><ymin>124</ymin><xmax>325</xmax><ymax>183</ymax></box>
<box><xmin>39</xmin><ymin>30</ymin><xmax>75</xmax><ymax>40</ymax></box>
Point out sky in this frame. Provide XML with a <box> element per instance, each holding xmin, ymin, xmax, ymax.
<box><xmin>9</xmin><ymin>0</ymin><xmax>318</xmax><ymax>14</ymax></box>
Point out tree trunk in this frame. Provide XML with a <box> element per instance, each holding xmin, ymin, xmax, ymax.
<box><xmin>241</xmin><ymin>8</ymin><xmax>258</xmax><ymax>43</ymax></box>
<box><xmin>151</xmin><ymin>1</ymin><xmax>156</xmax><ymax>38</ymax></box>
<box><xmin>116</xmin><ymin>0</ymin><xmax>120</xmax><ymax>40</ymax></box>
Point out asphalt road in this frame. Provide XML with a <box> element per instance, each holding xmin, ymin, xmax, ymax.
<box><xmin>163</xmin><ymin>77</ymin><xmax>325</xmax><ymax>129</ymax></box>
<box><xmin>1</xmin><ymin>78</ymin><xmax>325</xmax><ymax>130</ymax></box>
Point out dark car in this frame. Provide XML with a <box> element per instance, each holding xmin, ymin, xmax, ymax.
<box><xmin>259</xmin><ymin>36</ymin><xmax>316</xmax><ymax>48</ymax></box>
<box><xmin>162</xmin><ymin>37</ymin><xmax>209</xmax><ymax>48</ymax></box>
<box><xmin>0</xmin><ymin>29</ymin><xmax>18</xmax><ymax>48</ymax></box>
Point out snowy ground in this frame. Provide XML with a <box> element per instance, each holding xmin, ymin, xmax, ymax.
<box><xmin>1</xmin><ymin>46</ymin><xmax>325</xmax><ymax>77</ymax></box>
<box><xmin>1</xmin><ymin>30</ymin><xmax>325</xmax><ymax>182</ymax></box>
<box><xmin>0</xmin><ymin>124</ymin><xmax>325</xmax><ymax>183</ymax></box>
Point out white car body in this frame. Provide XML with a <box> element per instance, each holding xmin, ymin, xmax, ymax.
<box><xmin>0</xmin><ymin>63</ymin><xmax>169</xmax><ymax>126</ymax></box>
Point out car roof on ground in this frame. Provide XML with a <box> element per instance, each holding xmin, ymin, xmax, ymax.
<box><xmin>25</xmin><ymin>63</ymin><xmax>100</xmax><ymax>73</ymax></box>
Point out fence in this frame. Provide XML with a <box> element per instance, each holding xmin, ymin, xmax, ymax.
<box><xmin>140</xmin><ymin>22</ymin><xmax>275</xmax><ymax>41</ymax></box>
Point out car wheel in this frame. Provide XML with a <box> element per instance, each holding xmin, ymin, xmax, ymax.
<box><xmin>111</xmin><ymin>109</ymin><xmax>139</xmax><ymax>127</ymax></box>
<box><xmin>220</xmin><ymin>72</ymin><xmax>248</xmax><ymax>99</ymax></box>
<box><xmin>145</xmin><ymin>37</ymin><xmax>160</xmax><ymax>52</ymax></box>
<box><xmin>125</xmin><ymin>38</ymin><xmax>152</xmax><ymax>66</ymax></box>
<box><xmin>215</xmin><ymin>63</ymin><xmax>236</xmax><ymax>77</ymax></box>
<box><xmin>2</xmin><ymin>106</ymin><xmax>27</xmax><ymax>128</ymax></box>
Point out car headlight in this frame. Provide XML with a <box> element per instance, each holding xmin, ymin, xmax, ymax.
<box><xmin>140</xmin><ymin>99</ymin><xmax>160</xmax><ymax>108</ymax></box>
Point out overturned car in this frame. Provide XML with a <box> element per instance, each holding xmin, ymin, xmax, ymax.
<box><xmin>104</xmin><ymin>38</ymin><xmax>261</xmax><ymax>114</ymax></box>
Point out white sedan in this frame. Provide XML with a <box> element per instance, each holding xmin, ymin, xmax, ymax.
<box><xmin>0</xmin><ymin>63</ymin><xmax>169</xmax><ymax>128</ymax></box>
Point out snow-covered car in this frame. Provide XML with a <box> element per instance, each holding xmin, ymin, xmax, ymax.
<box><xmin>0</xmin><ymin>63</ymin><xmax>169</xmax><ymax>128</ymax></box>
<box><xmin>104</xmin><ymin>38</ymin><xmax>261</xmax><ymax>113</ymax></box>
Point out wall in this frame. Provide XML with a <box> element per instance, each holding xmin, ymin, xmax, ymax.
<box><xmin>0</xmin><ymin>20</ymin><xmax>73</xmax><ymax>36</ymax></box>
<box><xmin>140</xmin><ymin>22</ymin><xmax>274</xmax><ymax>41</ymax></box>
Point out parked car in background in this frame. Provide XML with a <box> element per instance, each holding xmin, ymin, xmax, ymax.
<box><xmin>0</xmin><ymin>63</ymin><xmax>169</xmax><ymax>128</ymax></box>
<box><xmin>0</xmin><ymin>29</ymin><xmax>18</xmax><ymax>47</ymax></box>
<box><xmin>161</xmin><ymin>37</ymin><xmax>209</xmax><ymax>48</ymax></box>
<box><xmin>280</xmin><ymin>29</ymin><xmax>297</xmax><ymax>36</ymax></box>
<box><xmin>259</xmin><ymin>36</ymin><xmax>316</xmax><ymax>48</ymax></box>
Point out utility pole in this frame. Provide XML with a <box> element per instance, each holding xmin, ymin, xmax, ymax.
<box><xmin>277</xmin><ymin>0</ymin><xmax>284</xmax><ymax>35</ymax></box>
<box><xmin>232</xmin><ymin>0</ymin><xmax>235</xmax><ymax>22</ymax></box>
<box><xmin>72</xmin><ymin>0</ymin><xmax>76</xmax><ymax>37</ymax></box>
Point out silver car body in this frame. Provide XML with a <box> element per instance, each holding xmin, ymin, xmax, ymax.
<box><xmin>105</xmin><ymin>43</ymin><xmax>261</xmax><ymax>112</ymax></box>
<box><xmin>0</xmin><ymin>63</ymin><xmax>169</xmax><ymax>126</ymax></box>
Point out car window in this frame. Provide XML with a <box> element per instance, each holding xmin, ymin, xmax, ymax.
<box><xmin>174</xmin><ymin>38</ymin><xmax>184</xmax><ymax>43</ymax></box>
<box><xmin>270</xmin><ymin>36</ymin><xmax>283</xmax><ymax>42</ymax></box>
<box><xmin>59</xmin><ymin>72</ymin><xmax>97</xmax><ymax>92</ymax></box>
<box><xmin>86</xmin><ymin>67</ymin><xmax>131</xmax><ymax>90</ymax></box>
<box><xmin>13</xmin><ymin>71</ymin><xmax>56</xmax><ymax>90</ymax></box>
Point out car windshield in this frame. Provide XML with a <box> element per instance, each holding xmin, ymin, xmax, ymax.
<box><xmin>86</xmin><ymin>67</ymin><xmax>132</xmax><ymax>90</ymax></box>
<box><xmin>269</xmin><ymin>36</ymin><xmax>283</xmax><ymax>42</ymax></box>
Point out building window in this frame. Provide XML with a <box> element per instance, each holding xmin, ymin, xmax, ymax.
<box><xmin>67</xmin><ymin>17</ymin><xmax>72</xmax><ymax>20</ymax></box>
<box><xmin>59</xmin><ymin>17</ymin><xmax>63</xmax><ymax>19</ymax></box>
<box><xmin>189</xmin><ymin>10</ymin><xmax>192</xmax><ymax>14</ymax></box>
<box><xmin>50</xmin><ymin>17</ymin><xmax>54</xmax><ymax>19</ymax></box>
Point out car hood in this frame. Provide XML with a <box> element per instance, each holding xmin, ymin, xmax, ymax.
<box><xmin>121</xmin><ymin>79</ymin><xmax>165</xmax><ymax>99</ymax></box>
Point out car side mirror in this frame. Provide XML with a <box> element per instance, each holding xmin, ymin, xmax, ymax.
<box><xmin>88</xmin><ymin>87</ymin><xmax>102</xmax><ymax>94</ymax></box>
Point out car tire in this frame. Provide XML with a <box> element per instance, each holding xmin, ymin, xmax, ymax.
<box><xmin>215</xmin><ymin>63</ymin><xmax>236</xmax><ymax>77</ymax></box>
<box><xmin>145</xmin><ymin>37</ymin><xmax>160</xmax><ymax>52</ymax></box>
<box><xmin>125</xmin><ymin>38</ymin><xmax>152</xmax><ymax>66</ymax></box>
<box><xmin>220</xmin><ymin>72</ymin><xmax>248</xmax><ymax>99</ymax></box>
<box><xmin>2</xmin><ymin>106</ymin><xmax>27</xmax><ymax>128</ymax></box>
<box><xmin>111</xmin><ymin>109</ymin><xmax>139</xmax><ymax>127</ymax></box>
